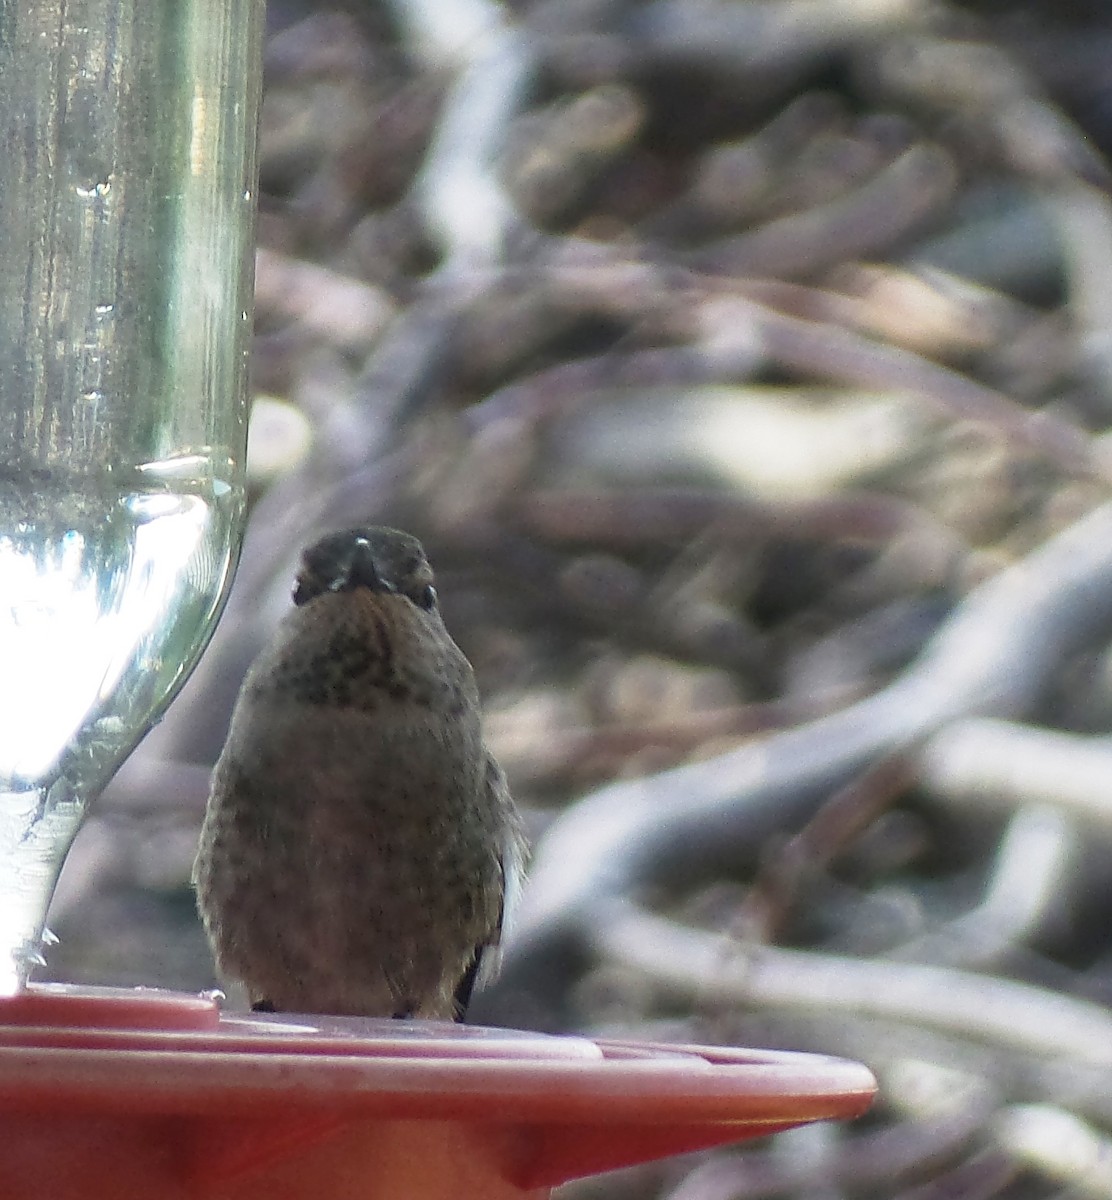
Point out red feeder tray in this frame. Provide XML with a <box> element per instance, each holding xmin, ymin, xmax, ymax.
<box><xmin>0</xmin><ymin>984</ymin><xmax>876</xmax><ymax>1198</ymax></box>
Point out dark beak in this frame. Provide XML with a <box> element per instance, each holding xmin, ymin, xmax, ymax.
<box><xmin>339</xmin><ymin>538</ymin><xmax>388</xmax><ymax>593</ymax></box>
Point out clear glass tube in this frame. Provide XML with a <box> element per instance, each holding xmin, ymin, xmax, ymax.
<box><xmin>0</xmin><ymin>1</ymin><xmax>264</xmax><ymax>992</ymax></box>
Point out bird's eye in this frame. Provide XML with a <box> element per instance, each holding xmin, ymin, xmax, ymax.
<box><xmin>414</xmin><ymin>584</ymin><xmax>437</xmax><ymax>610</ymax></box>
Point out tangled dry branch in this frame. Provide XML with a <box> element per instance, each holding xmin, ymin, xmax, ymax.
<box><xmin>46</xmin><ymin>2</ymin><xmax>1112</xmax><ymax>1197</ymax></box>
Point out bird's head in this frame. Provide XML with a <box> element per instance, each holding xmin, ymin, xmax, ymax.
<box><xmin>292</xmin><ymin>527</ymin><xmax>438</xmax><ymax>614</ymax></box>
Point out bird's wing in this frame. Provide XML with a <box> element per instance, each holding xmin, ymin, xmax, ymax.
<box><xmin>454</xmin><ymin>755</ymin><xmax>527</xmax><ymax>1017</ymax></box>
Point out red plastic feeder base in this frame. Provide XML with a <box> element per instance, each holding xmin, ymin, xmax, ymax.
<box><xmin>0</xmin><ymin>984</ymin><xmax>875</xmax><ymax>1198</ymax></box>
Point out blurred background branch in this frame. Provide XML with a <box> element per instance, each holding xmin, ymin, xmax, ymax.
<box><xmin>41</xmin><ymin>1</ymin><xmax>1112</xmax><ymax>1196</ymax></box>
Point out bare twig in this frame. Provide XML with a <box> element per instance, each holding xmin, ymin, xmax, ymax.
<box><xmin>737</xmin><ymin>754</ymin><xmax>916</xmax><ymax>943</ymax></box>
<box><xmin>254</xmin><ymin>247</ymin><xmax>394</xmax><ymax>350</ymax></box>
<box><xmin>685</xmin><ymin>143</ymin><xmax>957</xmax><ymax>280</ymax></box>
<box><xmin>727</xmin><ymin>295</ymin><xmax>1105</xmax><ymax>480</ymax></box>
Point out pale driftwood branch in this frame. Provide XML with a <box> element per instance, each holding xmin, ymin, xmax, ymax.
<box><xmin>664</xmin><ymin>1105</ymin><xmax>992</xmax><ymax>1200</ymax></box>
<box><xmin>385</xmin><ymin>0</ymin><xmax>505</xmax><ymax>70</ymax></box>
<box><xmin>686</xmin><ymin>143</ymin><xmax>957</xmax><ymax>279</ymax></box>
<box><xmin>592</xmin><ymin>900</ymin><xmax>1112</xmax><ymax>1066</ymax></box>
<box><xmin>995</xmin><ymin>1104</ymin><xmax>1112</xmax><ymax>1195</ymax></box>
<box><xmin>414</xmin><ymin>26</ymin><xmax>536</xmax><ymax>271</ymax></box>
<box><xmin>886</xmin><ymin>803</ymin><xmax>1076</xmax><ymax>970</ymax></box>
<box><xmin>480</xmin><ymin>500</ymin><xmax>1112</xmax><ymax>1022</ymax></box>
<box><xmin>921</xmin><ymin>719</ymin><xmax>1112</xmax><ymax>828</ymax></box>
<box><xmin>1048</xmin><ymin>183</ymin><xmax>1112</xmax><ymax>417</ymax></box>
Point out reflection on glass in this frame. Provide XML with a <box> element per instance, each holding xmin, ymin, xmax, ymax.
<box><xmin>0</xmin><ymin>462</ymin><xmax>240</xmax><ymax>981</ymax></box>
<box><xmin>0</xmin><ymin>1</ymin><xmax>264</xmax><ymax>992</ymax></box>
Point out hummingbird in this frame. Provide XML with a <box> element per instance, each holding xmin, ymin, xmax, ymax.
<box><xmin>193</xmin><ymin>526</ymin><xmax>525</xmax><ymax>1020</ymax></box>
